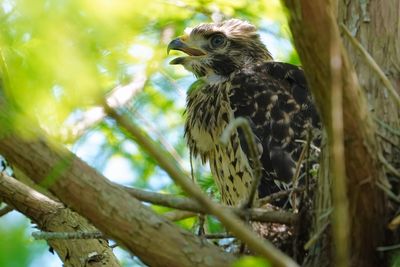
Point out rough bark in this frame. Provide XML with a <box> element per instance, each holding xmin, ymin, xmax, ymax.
<box><xmin>282</xmin><ymin>1</ymin><xmax>390</xmax><ymax>267</ymax></box>
<box><xmin>0</xmin><ymin>173</ymin><xmax>120</xmax><ymax>267</ymax></box>
<box><xmin>338</xmin><ymin>0</ymin><xmax>400</xmax><ymax>172</ymax></box>
<box><xmin>0</xmin><ymin>133</ymin><xmax>235</xmax><ymax>267</ymax></box>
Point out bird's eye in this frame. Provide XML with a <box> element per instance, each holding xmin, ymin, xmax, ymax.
<box><xmin>209</xmin><ymin>34</ymin><xmax>226</xmax><ymax>48</ymax></box>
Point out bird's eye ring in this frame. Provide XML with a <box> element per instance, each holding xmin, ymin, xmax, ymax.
<box><xmin>209</xmin><ymin>34</ymin><xmax>226</xmax><ymax>48</ymax></box>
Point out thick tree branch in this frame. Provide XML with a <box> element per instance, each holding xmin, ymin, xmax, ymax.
<box><xmin>0</xmin><ymin>133</ymin><xmax>235</xmax><ymax>267</ymax></box>
<box><xmin>0</xmin><ymin>173</ymin><xmax>120</xmax><ymax>267</ymax></box>
<box><xmin>282</xmin><ymin>1</ymin><xmax>388</xmax><ymax>267</ymax></box>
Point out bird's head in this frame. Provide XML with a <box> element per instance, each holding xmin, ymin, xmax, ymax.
<box><xmin>168</xmin><ymin>19</ymin><xmax>272</xmax><ymax>78</ymax></box>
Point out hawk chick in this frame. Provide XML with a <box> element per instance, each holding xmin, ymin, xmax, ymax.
<box><xmin>168</xmin><ymin>19</ymin><xmax>320</xmax><ymax>206</ymax></box>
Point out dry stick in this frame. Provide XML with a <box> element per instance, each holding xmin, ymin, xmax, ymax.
<box><xmin>292</xmin><ymin>138</ymin><xmax>309</xmax><ymax>188</ymax></box>
<box><xmin>378</xmin><ymin>153</ymin><xmax>400</xmax><ymax>178</ymax></box>
<box><xmin>105</xmin><ymin>105</ymin><xmax>299</xmax><ymax>267</ymax></box>
<box><xmin>340</xmin><ymin>24</ymin><xmax>400</xmax><ymax>108</ymax></box>
<box><xmin>122</xmin><ymin>186</ymin><xmax>297</xmax><ymax>224</ymax></box>
<box><xmin>376</xmin><ymin>244</ymin><xmax>400</xmax><ymax>252</ymax></box>
<box><xmin>388</xmin><ymin>213</ymin><xmax>400</xmax><ymax>231</ymax></box>
<box><xmin>220</xmin><ymin>117</ymin><xmax>262</xmax><ymax>209</ymax></box>
<box><xmin>290</xmin><ymin>133</ymin><xmax>311</xmax><ymax>211</ymax></box>
<box><xmin>374</xmin><ymin>118</ymin><xmax>400</xmax><ymax>138</ymax></box>
<box><xmin>257</xmin><ymin>187</ymin><xmax>305</xmax><ymax>207</ymax></box>
<box><xmin>375</xmin><ymin>181</ymin><xmax>400</xmax><ymax>203</ymax></box>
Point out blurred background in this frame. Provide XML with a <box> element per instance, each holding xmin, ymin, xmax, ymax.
<box><xmin>0</xmin><ymin>0</ymin><xmax>298</xmax><ymax>266</ymax></box>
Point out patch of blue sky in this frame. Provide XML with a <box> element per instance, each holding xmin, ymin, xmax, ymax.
<box><xmin>29</xmin><ymin>246</ymin><xmax>61</xmax><ymax>267</ymax></box>
<box><xmin>51</xmin><ymin>84</ymin><xmax>64</xmax><ymax>101</ymax></box>
<box><xmin>72</xmin><ymin>130</ymin><xmax>107</xmax><ymax>162</ymax></box>
<box><xmin>1</xmin><ymin>0</ymin><xmax>14</xmax><ymax>13</ymax></box>
<box><xmin>259</xmin><ymin>20</ymin><xmax>294</xmax><ymax>60</ymax></box>
<box><xmin>102</xmin><ymin>155</ymin><xmax>137</xmax><ymax>185</ymax></box>
<box><xmin>128</xmin><ymin>44</ymin><xmax>154</xmax><ymax>62</ymax></box>
<box><xmin>148</xmin><ymin>167</ymin><xmax>174</xmax><ymax>191</ymax></box>
<box><xmin>121</xmin><ymin>140</ymin><xmax>139</xmax><ymax>155</ymax></box>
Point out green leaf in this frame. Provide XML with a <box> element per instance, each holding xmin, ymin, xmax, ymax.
<box><xmin>233</xmin><ymin>256</ymin><xmax>272</xmax><ymax>267</ymax></box>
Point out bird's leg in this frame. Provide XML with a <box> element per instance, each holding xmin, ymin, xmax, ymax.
<box><xmin>189</xmin><ymin>153</ymin><xmax>207</xmax><ymax>237</ymax></box>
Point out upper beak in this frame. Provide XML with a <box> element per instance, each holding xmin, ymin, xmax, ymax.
<box><xmin>167</xmin><ymin>37</ymin><xmax>205</xmax><ymax>65</ymax></box>
<box><xmin>167</xmin><ymin>38</ymin><xmax>187</xmax><ymax>55</ymax></box>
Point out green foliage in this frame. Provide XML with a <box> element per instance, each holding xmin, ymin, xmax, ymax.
<box><xmin>0</xmin><ymin>214</ymin><xmax>47</xmax><ymax>267</ymax></box>
<box><xmin>233</xmin><ymin>256</ymin><xmax>271</xmax><ymax>267</ymax></box>
<box><xmin>391</xmin><ymin>251</ymin><xmax>400</xmax><ymax>267</ymax></box>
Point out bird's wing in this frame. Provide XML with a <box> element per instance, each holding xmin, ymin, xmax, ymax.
<box><xmin>229</xmin><ymin>61</ymin><xmax>320</xmax><ymax>198</ymax></box>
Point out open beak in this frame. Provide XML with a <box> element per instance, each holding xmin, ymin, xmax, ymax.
<box><xmin>167</xmin><ymin>37</ymin><xmax>205</xmax><ymax>65</ymax></box>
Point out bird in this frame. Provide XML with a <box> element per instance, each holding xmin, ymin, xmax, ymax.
<box><xmin>168</xmin><ymin>19</ymin><xmax>320</xmax><ymax>207</ymax></box>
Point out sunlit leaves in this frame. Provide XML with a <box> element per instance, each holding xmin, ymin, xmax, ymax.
<box><xmin>233</xmin><ymin>256</ymin><xmax>271</xmax><ymax>267</ymax></box>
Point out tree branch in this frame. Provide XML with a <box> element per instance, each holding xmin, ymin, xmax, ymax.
<box><xmin>0</xmin><ymin>133</ymin><xmax>235</xmax><ymax>267</ymax></box>
<box><xmin>0</xmin><ymin>173</ymin><xmax>120</xmax><ymax>267</ymax></box>
<box><xmin>122</xmin><ymin>186</ymin><xmax>298</xmax><ymax>224</ymax></box>
<box><xmin>282</xmin><ymin>1</ymin><xmax>388</xmax><ymax>266</ymax></box>
<box><xmin>0</xmin><ymin>204</ymin><xmax>13</xmax><ymax>217</ymax></box>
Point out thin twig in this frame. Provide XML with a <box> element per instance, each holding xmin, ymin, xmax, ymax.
<box><xmin>122</xmin><ymin>185</ymin><xmax>298</xmax><ymax>224</ymax></box>
<box><xmin>257</xmin><ymin>187</ymin><xmax>306</xmax><ymax>207</ymax></box>
<box><xmin>304</xmin><ymin>222</ymin><xmax>330</xmax><ymax>250</ymax></box>
<box><xmin>374</xmin><ymin>117</ymin><xmax>400</xmax><ymax>137</ymax></box>
<box><xmin>220</xmin><ymin>117</ymin><xmax>261</xmax><ymax>209</ymax></box>
<box><xmin>32</xmin><ymin>231</ymin><xmax>103</xmax><ymax>240</ymax></box>
<box><xmin>376</xmin><ymin>181</ymin><xmax>400</xmax><ymax>203</ymax></box>
<box><xmin>388</xmin><ymin>214</ymin><xmax>400</xmax><ymax>231</ymax></box>
<box><xmin>378</xmin><ymin>153</ymin><xmax>400</xmax><ymax>178</ymax></box>
<box><xmin>340</xmin><ymin>24</ymin><xmax>400</xmax><ymax>108</ymax></box>
<box><xmin>376</xmin><ymin>131</ymin><xmax>399</xmax><ymax>147</ymax></box>
<box><xmin>106</xmin><ymin>106</ymin><xmax>299</xmax><ymax>267</ymax></box>
<box><xmin>376</xmin><ymin>244</ymin><xmax>400</xmax><ymax>252</ymax></box>
<box><xmin>290</xmin><ymin>133</ymin><xmax>311</xmax><ymax>211</ymax></box>
<box><xmin>292</xmin><ymin>138</ymin><xmax>309</xmax><ymax>188</ymax></box>
<box><xmin>0</xmin><ymin>205</ymin><xmax>13</xmax><ymax>217</ymax></box>
<box><xmin>134</xmin><ymin>110</ymin><xmax>186</xmax><ymax>169</ymax></box>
